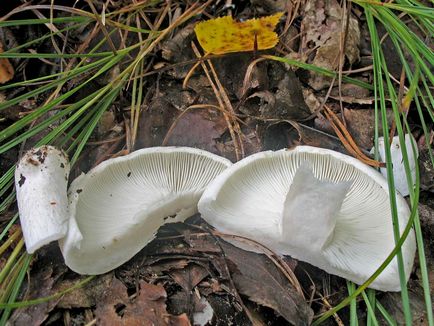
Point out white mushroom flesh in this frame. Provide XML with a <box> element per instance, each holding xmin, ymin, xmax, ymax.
<box><xmin>61</xmin><ymin>147</ymin><xmax>232</xmax><ymax>275</ymax></box>
<box><xmin>198</xmin><ymin>146</ymin><xmax>416</xmax><ymax>291</ymax></box>
<box><xmin>15</xmin><ymin>146</ymin><xmax>70</xmax><ymax>254</ymax></box>
<box><xmin>377</xmin><ymin>134</ymin><xmax>418</xmax><ymax>196</ymax></box>
<box><xmin>281</xmin><ymin>164</ymin><xmax>352</xmax><ymax>252</ymax></box>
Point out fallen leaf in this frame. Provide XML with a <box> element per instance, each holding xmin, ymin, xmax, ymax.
<box><xmin>418</xmin><ymin>203</ymin><xmax>434</xmax><ymax>265</ymax></box>
<box><xmin>9</xmin><ymin>245</ymin><xmax>67</xmax><ymax>325</ymax></box>
<box><xmin>419</xmin><ymin>146</ymin><xmax>434</xmax><ymax>192</ymax></box>
<box><xmin>330</xmin><ymin>83</ymin><xmax>371</xmax><ymax>101</ymax></box>
<box><xmin>417</xmin><ymin>203</ymin><xmax>434</xmax><ymax>296</ymax></box>
<box><xmin>267</xmin><ymin>66</ymin><xmax>311</xmax><ymax>120</ymax></box>
<box><xmin>343</xmin><ymin>108</ymin><xmax>394</xmax><ymax>149</ymax></box>
<box><xmin>216</xmin><ymin>126</ymin><xmax>262</xmax><ymax>162</ymax></box>
<box><xmin>95</xmin><ymin>277</ymin><xmax>187</xmax><ymax>326</ymax></box>
<box><xmin>136</xmin><ymin>96</ymin><xmax>179</xmax><ymax>149</ymax></box>
<box><xmin>251</xmin><ymin>0</ymin><xmax>288</xmax><ymax>14</ymax></box>
<box><xmin>8</xmin><ymin>266</ymin><xmax>60</xmax><ymax>325</ymax></box>
<box><xmin>194</xmin><ymin>13</ymin><xmax>283</xmax><ymax>54</ymax></box>
<box><xmin>116</xmin><ymin>218</ymin><xmax>315</xmax><ymax>325</ymax></box>
<box><xmin>167</xmin><ymin>291</ymin><xmax>191</xmax><ymax>316</ymax></box>
<box><xmin>169</xmin><ymin>264</ymin><xmax>209</xmax><ymax>292</ymax></box>
<box><xmin>300</xmin><ymin>0</ymin><xmax>360</xmax><ymax>90</ymax></box>
<box><xmin>261</xmin><ymin>121</ymin><xmax>347</xmax><ymax>153</ymax></box>
<box><xmin>161</xmin><ymin>24</ymin><xmax>196</xmax><ymax>79</ymax></box>
<box><xmin>169</xmin><ymin>313</ymin><xmax>192</xmax><ymax>326</ymax></box>
<box><xmin>148</xmin><ymin>259</ymin><xmax>191</xmax><ymax>274</ymax></box>
<box><xmin>0</xmin><ymin>41</ymin><xmax>14</xmax><ymax>84</ymax></box>
<box><xmin>164</xmin><ymin>108</ymin><xmax>226</xmax><ymax>155</ymax></box>
<box><xmin>192</xmin><ymin>297</ymin><xmax>214</xmax><ymax>326</ymax></box>
<box><xmin>379</xmin><ymin>284</ymin><xmax>428</xmax><ymax>325</ymax></box>
<box><xmin>55</xmin><ymin>273</ymin><xmax>114</xmax><ymax>309</ymax></box>
<box><xmin>221</xmin><ymin>241</ymin><xmax>314</xmax><ymax>325</ymax></box>
<box><xmin>207</xmin><ymin>294</ymin><xmax>251</xmax><ymax>325</ymax></box>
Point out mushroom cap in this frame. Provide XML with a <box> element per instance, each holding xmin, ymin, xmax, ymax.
<box><xmin>198</xmin><ymin>146</ymin><xmax>416</xmax><ymax>291</ymax></box>
<box><xmin>15</xmin><ymin>146</ymin><xmax>70</xmax><ymax>254</ymax></box>
<box><xmin>60</xmin><ymin>147</ymin><xmax>232</xmax><ymax>275</ymax></box>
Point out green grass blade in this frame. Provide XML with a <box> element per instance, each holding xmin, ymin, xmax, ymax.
<box><xmin>0</xmin><ymin>214</ymin><xmax>18</xmax><ymax>243</ymax></box>
<box><xmin>0</xmin><ymin>275</ymin><xmax>94</xmax><ymax>310</ymax></box>
<box><xmin>370</xmin><ymin>16</ymin><xmax>413</xmax><ymax>326</ymax></box>
<box><xmin>347</xmin><ymin>281</ymin><xmax>359</xmax><ymax>326</ymax></box>
<box><xmin>362</xmin><ymin>290</ymin><xmax>379</xmax><ymax>326</ymax></box>
<box><xmin>377</xmin><ymin>301</ymin><xmax>398</xmax><ymax>326</ymax></box>
<box><xmin>0</xmin><ymin>253</ymin><xmax>32</xmax><ymax>324</ymax></box>
<box><xmin>264</xmin><ymin>55</ymin><xmax>374</xmax><ymax>90</ymax></box>
<box><xmin>0</xmin><ymin>16</ymin><xmax>91</xmax><ymax>27</ymax></box>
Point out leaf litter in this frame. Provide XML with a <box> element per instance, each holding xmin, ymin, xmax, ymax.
<box><xmin>1</xmin><ymin>0</ymin><xmax>433</xmax><ymax>325</ymax></box>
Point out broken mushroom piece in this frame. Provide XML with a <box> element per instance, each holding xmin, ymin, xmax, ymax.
<box><xmin>15</xmin><ymin>146</ymin><xmax>70</xmax><ymax>254</ymax></box>
<box><xmin>376</xmin><ymin>134</ymin><xmax>418</xmax><ymax>196</ymax></box>
<box><xmin>198</xmin><ymin>146</ymin><xmax>416</xmax><ymax>291</ymax></box>
<box><xmin>61</xmin><ymin>147</ymin><xmax>232</xmax><ymax>275</ymax></box>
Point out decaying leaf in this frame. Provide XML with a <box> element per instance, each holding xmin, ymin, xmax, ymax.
<box><xmin>379</xmin><ymin>284</ymin><xmax>429</xmax><ymax>325</ymax></box>
<box><xmin>164</xmin><ymin>108</ymin><xmax>227</xmax><ymax>155</ymax></box>
<box><xmin>8</xmin><ymin>245</ymin><xmax>68</xmax><ymax>325</ymax></box>
<box><xmin>169</xmin><ymin>264</ymin><xmax>209</xmax><ymax>292</ymax></box>
<box><xmin>300</xmin><ymin>0</ymin><xmax>360</xmax><ymax>90</ymax></box>
<box><xmin>95</xmin><ymin>276</ymin><xmax>190</xmax><ymax>326</ymax></box>
<box><xmin>8</xmin><ymin>266</ymin><xmax>61</xmax><ymax>325</ymax></box>
<box><xmin>221</xmin><ymin>241</ymin><xmax>314</xmax><ymax>325</ymax></box>
<box><xmin>55</xmin><ymin>273</ymin><xmax>114</xmax><ymax>309</ymax></box>
<box><xmin>194</xmin><ymin>13</ymin><xmax>283</xmax><ymax>54</ymax></box>
<box><xmin>419</xmin><ymin>145</ymin><xmax>434</xmax><ymax>192</ymax></box>
<box><xmin>0</xmin><ymin>41</ymin><xmax>14</xmax><ymax>84</ymax></box>
<box><xmin>161</xmin><ymin>24</ymin><xmax>197</xmax><ymax>79</ymax></box>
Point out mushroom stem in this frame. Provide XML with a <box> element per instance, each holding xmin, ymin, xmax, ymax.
<box><xmin>281</xmin><ymin>164</ymin><xmax>352</xmax><ymax>251</ymax></box>
<box><xmin>15</xmin><ymin>146</ymin><xmax>70</xmax><ymax>254</ymax></box>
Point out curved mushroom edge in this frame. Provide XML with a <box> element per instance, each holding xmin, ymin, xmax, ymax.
<box><xmin>59</xmin><ymin>146</ymin><xmax>232</xmax><ymax>275</ymax></box>
<box><xmin>198</xmin><ymin>146</ymin><xmax>416</xmax><ymax>291</ymax></box>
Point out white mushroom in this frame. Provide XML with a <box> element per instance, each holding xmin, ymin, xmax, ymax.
<box><xmin>60</xmin><ymin>147</ymin><xmax>232</xmax><ymax>275</ymax></box>
<box><xmin>15</xmin><ymin>146</ymin><xmax>70</xmax><ymax>254</ymax></box>
<box><xmin>375</xmin><ymin>134</ymin><xmax>418</xmax><ymax>196</ymax></box>
<box><xmin>198</xmin><ymin>146</ymin><xmax>416</xmax><ymax>291</ymax></box>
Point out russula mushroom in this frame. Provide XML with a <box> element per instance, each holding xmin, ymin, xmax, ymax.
<box><xmin>375</xmin><ymin>134</ymin><xmax>418</xmax><ymax>196</ymax></box>
<box><xmin>15</xmin><ymin>146</ymin><xmax>70</xmax><ymax>254</ymax></box>
<box><xmin>198</xmin><ymin>146</ymin><xmax>416</xmax><ymax>291</ymax></box>
<box><xmin>60</xmin><ymin>147</ymin><xmax>232</xmax><ymax>274</ymax></box>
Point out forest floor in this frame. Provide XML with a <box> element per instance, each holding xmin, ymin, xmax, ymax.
<box><xmin>0</xmin><ymin>0</ymin><xmax>433</xmax><ymax>325</ymax></box>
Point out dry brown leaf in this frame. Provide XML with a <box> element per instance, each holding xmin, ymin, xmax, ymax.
<box><xmin>56</xmin><ymin>273</ymin><xmax>114</xmax><ymax>309</ymax></box>
<box><xmin>95</xmin><ymin>277</ymin><xmax>189</xmax><ymax>326</ymax></box>
<box><xmin>0</xmin><ymin>42</ymin><xmax>14</xmax><ymax>84</ymax></box>
<box><xmin>164</xmin><ymin>108</ymin><xmax>227</xmax><ymax>154</ymax></box>
<box><xmin>161</xmin><ymin>24</ymin><xmax>196</xmax><ymax>79</ymax></box>
<box><xmin>380</xmin><ymin>285</ymin><xmax>429</xmax><ymax>325</ymax></box>
<box><xmin>419</xmin><ymin>146</ymin><xmax>434</xmax><ymax>192</ymax></box>
<box><xmin>221</xmin><ymin>241</ymin><xmax>314</xmax><ymax>325</ymax></box>
<box><xmin>8</xmin><ymin>266</ymin><xmax>60</xmax><ymax>325</ymax></box>
<box><xmin>343</xmin><ymin>108</ymin><xmax>382</xmax><ymax>149</ymax></box>
<box><xmin>8</xmin><ymin>245</ymin><xmax>68</xmax><ymax>325</ymax></box>
<box><xmin>300</xmin><ymin>0</ymin><xmax>360</xmax><ymax>90</ymax></box>
<box><xmin>169</xmin><ymin>264</ymin><xmax>209</xmax><ymax>292</ymax></box>
<box><xmin>243</xmin><ymin>63</ymin><xmax>310</xmax><ymax>120</ymax></box>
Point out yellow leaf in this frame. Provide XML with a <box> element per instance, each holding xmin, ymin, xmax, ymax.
<box><xmin>194</xmin><ymin>13</ymin><xmax>283</xmax><ymax>55</ymax></box>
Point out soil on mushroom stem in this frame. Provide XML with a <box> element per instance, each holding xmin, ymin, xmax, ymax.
<box><xmin>1</xmin><ymin>0</ymin><xmax>433</xmax><ymax>325</ymax></box>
